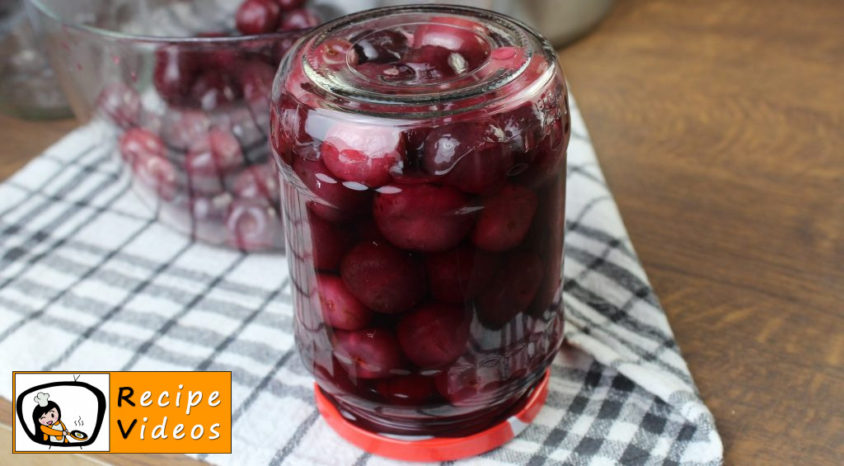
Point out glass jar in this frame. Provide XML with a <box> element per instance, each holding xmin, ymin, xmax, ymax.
<box><xmin>272</xmin><ymin>5</ymin><xmax>569</xmax><ymax>438</ymax></box>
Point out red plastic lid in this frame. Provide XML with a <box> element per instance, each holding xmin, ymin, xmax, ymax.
<box><xmin>314</xmin><ymin>369</ymin><xmax>550</xmax><ymax>462</ymax></box>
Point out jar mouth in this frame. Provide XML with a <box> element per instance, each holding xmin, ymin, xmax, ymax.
<box><xmin>297</xmin><ymin>5</ymin><xmax>555</xmax><ymax>116</ymax></box>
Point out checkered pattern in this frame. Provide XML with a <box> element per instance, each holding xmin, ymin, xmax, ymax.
<box><xmin>0</xmin><ymin>97</ymin><xmax>722</xmax><ymax>465</ymax></box>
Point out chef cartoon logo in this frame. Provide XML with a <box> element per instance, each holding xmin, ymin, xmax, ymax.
<box><xmin>13</xmin><ymin>372</ymin><xmax>109</xmax><ymax>452</ymax></box>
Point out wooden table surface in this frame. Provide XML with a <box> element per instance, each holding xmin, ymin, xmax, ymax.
<box><xmin>2</xmin><ymin>0</ymin><xmax>842</xmax><ymax>464</ymax></box>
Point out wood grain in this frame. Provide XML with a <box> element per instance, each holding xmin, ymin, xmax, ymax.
<box><xmin>1</xmin><ymin>0</ymin><xmax>843</xmax><ymax>464</ymax></box>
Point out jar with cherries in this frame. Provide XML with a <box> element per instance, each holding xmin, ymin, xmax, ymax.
<box><xmin>272</xmin><ymin>5</ymin><xmax>570</xmax><ymax>437</ymax></box>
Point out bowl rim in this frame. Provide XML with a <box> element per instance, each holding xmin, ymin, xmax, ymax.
<box><xmin>25</xmin><ymin>0</ymin><xmax>305</xmax><ymax>43</ymax></box>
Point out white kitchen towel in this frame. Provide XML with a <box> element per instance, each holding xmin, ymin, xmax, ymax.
<box><xmin>0</xmin><ymin>96</ymin><xmax>722</xmax><ymax>465</ymax></box>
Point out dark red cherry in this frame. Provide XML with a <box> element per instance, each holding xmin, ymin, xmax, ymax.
<box><xmin>313</xmin><ymin>360</ymin><xmax>358</xmax><ymax>398</ymax></box>
<box><xmin>239</xmin><ymin>60</ymin><xmax>276</xmax><ymax>104</ymax></box>
<box><xmin>376</xmin><ymin>375</ymin><xmax>435</xmax><ymax>405</ymax></box>
<box><xmin>119</xmin><ymin>128</ymin><xmax>164</xmax><ymax>165</ymax></box>
<box><xmin>276</xmin><ymin>0</ymin><xmax>306</xmax><ymax>11</ymax></box>
<box><xmin>373</xmin><ymin>184</ymin><xmax>473</xmax><ymax>252</ymax></box>
<box><xmin>472</xmin><ymin>184</ymin><xmax>539</xmax><ymax>251</ymax></box>
<box><xmin>97</xmin><ymin>83</ymin><xmax>140</xmax><ymax>129</ymax></box>
<box><xmin>496</xmin><ymin>103</ymin><xmax>543</xmax><ymax>159</ymax></box>
<box><xmin>232</xmin><ymin>163</ymin><xmax>280</xmax><ymax>203</ymax></box>
<box><xmin>317</xmin><ymin>274</ymin><xmax>373</xmax><ymax>330</ymax></box>
<box><xmin>271</xmin><ymin>94</ymin><xmax>311</xmax><ymax>163</ymax></box>
<box><xmin>236</xmin><ymin>0</ymin><xmax>282</xmax><ymax>35</ymax></box>
<box><xmin>190</xmin><ymin>70</ymin><xmax>241</xmax><ymax>111</ymax></box>
<box><xmin>291</xmin><ymin>157</ymin><xmax>372</xmax><ymax>222</ymax></box>
<box><xmin>225</xmin><ymin>198</ymin><xmax>283</xmax><ymax>250</ymax></box>
<box><xmin>422</xmin><ymin>120</ymin><xmax>513</xmax><ymax>194</ymax></box>
<box><xmin>311</xmin><ymin>38</ymin><xmax>355</xmax><ymax>69</ymax></box>
<box><xmin>185</xmin><ymin>128</ymin><xmax>244</xmax><ymax>194</ymax></box>
<box><xmin>397</xmin><ymin>303</ymin><xmax>470</xmax><ymax>368</ymax></box>
<box><xmin>435</xmin><ymin>355</ymin><xmax>504</xmax><ymax>407</ymax></box>
<box><xmin>160</xmin><ymin>110</ymin><xmax>211</xmax><ymax>151</ymax></box>
<box><xmin>321</xmin><ymin>123</ymin><xmax>405</xmax><ymax>188</ymax></box>
<box><xmin>132</xmin><ymin>153</ymin><xmax>178</xmax><ymax>201</ymax></box>
<box><xmin>153</xmin><ymin>45</ymin><xmax>198</xmax><ymax>106</ymax></box>
<box><xmin>340</xmin><ymin>242</ymin><xmax>426</xmax><ymax>314</ymax></box>
<box><xmin>425</xmin><ymin>245</ymin><xmax>500</xmax><ymax>303</ymax></box>
<box><xmin>353</xmin><ymin>30</ymin><xmax>408</xmax><ymax>64</ymax></box>
<box><xmin>404</xmin><ymin>45</ymin><xmax>458</xmax><ymax>81</ymax></box>
<box><xmin>308</xmin><ymin>210</ymin><xmax>354</xmax><ymax>271</ymax></box>
<box><xmin>188</xmin><ymin>193</ymin><xmax>232</xmax><ymax>244</ymax></box>
<box><xmin>333</xmin><ymin>328</ymin><xmax>403</xmax><ymax>379</ymax></box>
<box><xmin>478</xmin><ymin>46</ymin><xmax>528</xmax><ymax>79</ymax></box>
<box><xmin>412</xmin><ymin>16</ymin><xmax>489</xmax><ymax>69</ymax></box>
<box><xmin>195</xmin><ymin>32</ymin><xmax>240</xmax><ymax>69</ymax></box>
<box><xmin>279</xmin><ymin>8</ymin><xmax>320</xmax><ymax>31</ymax></box>
<box><xmin>476</xmin><ymin>251</ymin><xmax>544</xmax><ymax>329</ymax></box>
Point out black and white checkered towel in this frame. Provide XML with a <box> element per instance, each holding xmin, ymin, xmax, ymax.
<box><xmin>0</xmin><ymin>96</ymin><xmax>722</xmax><ymax>465</ymax></box>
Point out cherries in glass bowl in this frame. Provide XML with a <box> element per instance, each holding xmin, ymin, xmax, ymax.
<box><xmin>274</xmin><ymin>6</ymin><xmax>570</xmax><ymax>436</ymax></box>
<box><xmin>34</xmin><ymin>0</ymin><xmax>329</xmax><ymax>251</ymax></box>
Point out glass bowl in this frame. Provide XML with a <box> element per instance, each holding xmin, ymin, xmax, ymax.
<box><xmin>25</xmin><ymin>0</ymin><xmax>336</xmax><ymax>251</ymax></box>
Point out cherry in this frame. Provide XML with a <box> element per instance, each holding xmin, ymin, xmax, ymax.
<box><xmin>225</xmin><ymin>198</ymin><xmax>283</xmax><ymax>250</ymax></box>
<box><xmin>280</xmin><ymin>8</ymin><xmax>321</xmax><ymax>31</ymax></box>
<box><xmin>435</xmin><ymin>355</ymin><xmax>504</xmax><ymax>407</ymax></box>
<box><xmin>373</xmin><ymin>184</ymin><xmax>473</xmax><ymax>252</ymax></box>
<box><xmin>232</xmin><ymin>163</ymin><xmax>280</xmax><ymax>203</ymax></box>
<box><xmin>153</xmin><ymin>45</ymin><xmax>197</xmax><ymax>106</ymax></box>
<box><xmin>239</xmin><ymin>60</ymin><xmax>276</xmax><ymax>104</ymax></box>
<box><xmin>160</xmin><ymin>110</ymin><xmax>211</xmax><ymax>151</ymax></box>
<box><xmin>185</xmin><ymin>128</ymin><xmax>245</xmax><ymax>191</ymax></box>
<box><xmin>190</xmin><ymin>70</ymin><xmax>241</xmax><ymax>111</ymax></box>
<box><xmin>353</xmin><ymin>30</ymin><xmax>408</xmax><ymax>64</ymax></box>
<box><xmin>422</xmin><ymin>120</ymin><xmax>513</xmax><ymax>194</ymax></box>
<box><xmin>340</xmin><ymin>242</ymin><xmax>426</xmax><ymax>314</ymax></box>
<box><xmin>403</xmin><ymin>126</ymin><xmax>431</xmax><ymax>162</ymax></box>
<box><xmin>412</xmin><ymin>16</ymin><xmax>489</xmax><ymax>69</ymax></box>
<box><xmin>397</xmin><ymin>303</ymin><xmax>470</xmax><ymax>368</ymax></box>
<box><xmin>195</xmin><ymin>32</ymin><xmax>240</xmax><ymax>69</ymax></box>
<box><xmin>478</xmin><ymin>46</ymin><xmax>528</xmax><ymax>79</ymax></box>
<box><xmin>496</xmin><ymin>103</ymin><xmax>543</xmax><ymax>159</ymax></box>
<box><xmin>321</xmin><ymin>122</ymin><xmax>405</xmax><ymax>188</ymax></box>
<box><xmin>376</xmin><ymin>375</ymin><xmax>435</xmax><ymax>405</ymax></box>
<box><xmin>132</xmin><ymin>153</ymin><xmax>178</xmax><ymax>201</ymax></box>
<box><xmin>307</xmin><ymin>210</ymin><xmax>353</xmax><ymax>271</ymax></box>
<box><xmin>527</xmin><ymin>179</ymin><xmax>565</xmax><ymax>317</ymax></box>
<box><xmin>476</xmin><ymin>251</ymin><xmax>544</xmax><ymax>329</ymax></box>
<box><xmin>291</xmin><ymin>157</ymin><xmax>372</xmax><ymax>222</ymax></box>
<box><xmin>188</xmin><ymin>193</ymin><xmax>232</xmax><ymax>244</ymax></box>
<box><xmin>404</xmin><ymin>45</ymin><xmax>458</xmax><ymax>81</ymax></box>
<box><xmin>271</xmin><ymin>94</ymin><xmax>311</xmax><ymax>163</ymax></box>
<box><xmin>119</xmin><ymin>128</ymin><xmax>164</xmax><ymax>165</ymax></box>
<box><xmin>97</xmin><ymin>83</ymin><xmax>140</xmax><ymax>129</ymax></box>
<box><xmin>472</xmin><ymin>184</ymin><xmax>539</xmax><ymax>251</ymax></box>
<box><xmin>313</xmin><ymin>360</ymin><xmax>358</xmax><ymax>397</ymax></box>
<box><xmin>333</xmin><ymin>328</ymin><xmax>403</xmax><ymax>379</ymax></box>
<box><xmin>213</xmin><ymin>106</ymin><xmax>266</xmax><ymax>150</ymax></box>
<box><xmin>424</xmin><ymin>245</ymin><xmax>499</xmax><ymax>303</ymax></box>
<box><xmin>236</xmin><ymin>0</ymin><xmax>282</xmax><ymax>35</ymax></box>
<box><xmin>311</xmin><ymin>38</ymin><xmax>355</xmax><ymax>69</ymax></box>
<box><xmin>317</xmin><ymin>274</ymin><xmax>373</xmax><ymax>330</ymax></box>
<box><xmin>516</xmin><ymin>118</ymin><xmax>568</xmax><ymax>187</ymax></box>
<box><xmin>276</xmin><ymin>0</ymin><xmax>306</xmax><ymax>12</ymax></box>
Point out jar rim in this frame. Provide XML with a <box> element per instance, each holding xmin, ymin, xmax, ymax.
<box><xmin>294</xmin><ymin>4</ymin><xmax>558</xmax><ymax>119</ymax></box>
